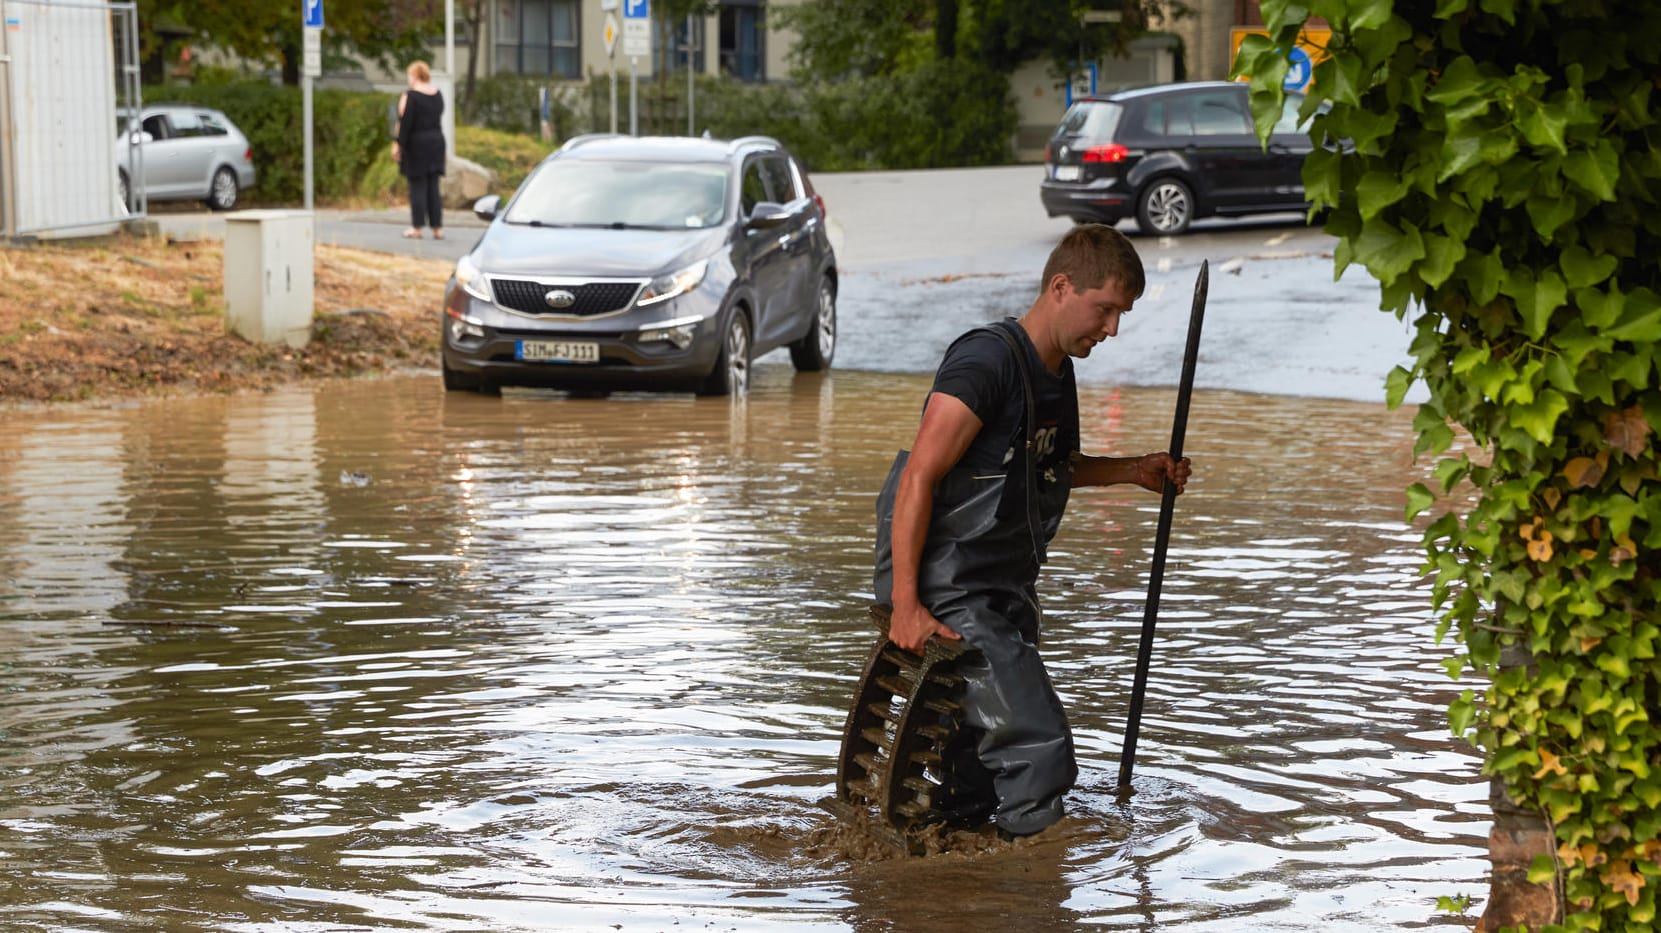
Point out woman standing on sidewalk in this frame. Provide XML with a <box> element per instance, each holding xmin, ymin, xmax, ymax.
<box><xmin>392</xmin><ymin>61</ymin><xmax>445</xmax><ymax>240</ymax></box>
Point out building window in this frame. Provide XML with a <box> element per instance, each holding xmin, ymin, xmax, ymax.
<box><xmin>654</xmin><ymin>15</ymin><xmax>706</xmax><ymax>75</ymax></box>
<box><xmin>496</xmin><ymin>0</ymin><xmax>580</xmax><ymax>79</ymax></box>
<box><xmin>719</xmin><ymin>2</ymin><xmax>765</xmax><ymax>82</ymax></box>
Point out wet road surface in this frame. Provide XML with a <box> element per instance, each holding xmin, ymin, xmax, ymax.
<box><xmin>0</xmin><ymin>370</ymin><xmax>1484</xmax><ymax>930</ymax></box>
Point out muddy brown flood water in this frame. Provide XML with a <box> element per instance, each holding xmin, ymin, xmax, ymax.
<box><xmin>0</xmin><ymin>367</ymin><xmax>1486</xmax><ymax>931</ymax></box>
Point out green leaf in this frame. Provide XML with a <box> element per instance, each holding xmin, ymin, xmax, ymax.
<box><xmin>1406</xmin><ymin>482</ymin><xmax>1436</xmax><ymax>520</ymax></box>
<box><xmin>1230</xmin><ymin>34</ymin><xmax>1277</xmax><ymax>81</ymax></box>
<box><xmin>1460</xmin><ymin>250</ymin><xmax>1505</xmax><ymax>304</ymax></box>
<box><xmin>1302</xmin><ymin>147</ymin><xmax>1342</xmax><ymax>208</ymax></box>
<box><xmin>1525</xmin><ymin>192</ymin><xmax>1578</xmax><ymax>240</ymax></box>
<box><xmin>1606</xmin><ymin>288</ymin><xmax>1661</xmax><ymax>341</ymax></box>
<box><xmin>1479</xmin><ymin>0</ymin><xmax>1518</xmax><ymax>24</ymax></box>
<box><xmin>1350</xmin><ymin>0</ymin><xmax>1392</xmax><ymax>30</ymax></box>
<box><xmin>1356</xmin><ymin>170</ymin><xmax>1411</xmax><ymax>220</ymax></box>
<box><xmin>1527</xmin><ymin>854</ymin><xmax>1558</xmax><ymax>884</ymax></box>
<box><xmin>1510</xmin><ymin>389</ymin><xmax>1571</xmax><ymax>445</ymax></box>
<box><xmin>1354</xmin><ymin>219</ymin><xmax>1427</xmax><ymax>284</ymax></box>
<box><xmin>1385</xmin><ymin>364</ymin><xmax>1414</xmax><ymax>408</ymax></box>
<box><xmin>1426</xmin><ymin>56</ymin><xmax>1490</xmax><ymax>105</ymax></box>
<box><xmin>1517</xmin><ymin>99</ymin><xmax>1570</xmax><ymax>154</ymax></box>
<box><xmin>1575</xmin><ymin>284</ymin><xmax>1625</xmax><ymax>330</ymax></box>
<box><xmin>1507</xmin><ymin>267</ymin><xmax>1568</xmax><ymax>340</ymax></box>
<box><xmin>1434</xmin><ymin>0</ymin><xmax>1470</xmax><ymax>14</ymax></box>
<box><xmin>1420</xmin><ymin>233</ymin><xmax>1466</xmax><ymax>288</ymax></box>
<box><xmin>1560</xmin><ymin>247</ymin><xmax>1618</xmax><ymax>290</ymax></box>
<box><xmin>1563</xmin><ymin>143</ymin><xmax>1621</xmax><ymax>201</ymax></box>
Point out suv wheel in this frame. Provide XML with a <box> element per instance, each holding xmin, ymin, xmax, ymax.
<box><xmin>789</xmin><ymin>277</ymin><xmax>836</xmax><ymax>372</ymax></box>
<box><xmin>1137</xmin><ymin>178</ymin><xmax>1193</xmax><ymax>236</ymax></box>
<box><xmin>206</xmin><ymin>167</ymin><xmax>239</xmax><ymax>211</ymax></box>
<box><xmin>118</xmin><ymin>171</ymin><xmax>132</xmax><ymax>212</ymax></box>
<box><xmin>699</xmin><ymin>311</ymin><xmax>751</xmax><ymax>397</ymax></box>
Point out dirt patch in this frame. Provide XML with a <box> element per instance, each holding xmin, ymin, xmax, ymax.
<box><xmin>0</xmin><ymin>232</ymin><xmax>452</xmax><ymax>405</ymax></box>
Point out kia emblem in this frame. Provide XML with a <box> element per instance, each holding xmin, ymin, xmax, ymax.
<box><xmin>544</xmin><ymin>289</ymin><xmax>576</xmax><ymax>309</ymax></box>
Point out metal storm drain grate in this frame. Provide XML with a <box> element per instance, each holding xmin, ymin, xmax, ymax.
<box><xmin>822</xmin><ymin>604</ymin><xmax>970</xmax><ymax>855</ymax></box>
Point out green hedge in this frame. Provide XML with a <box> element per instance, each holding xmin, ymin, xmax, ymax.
<box><xmin>144</xmin><ymin>66</ymin><xmax>1018</xmax><ymax>207</ymax></box>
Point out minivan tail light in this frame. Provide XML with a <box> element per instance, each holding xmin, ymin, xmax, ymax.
<box><xmin>1082</xmin><ymin>144</ymin><xmax>1129</xmax><ymax>163</ymax></box>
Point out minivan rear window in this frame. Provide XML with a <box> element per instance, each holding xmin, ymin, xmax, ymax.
<box><xmin>1055</xmin><ymin>101</ymin><xmax>1122</xmax><ymax>139</ymax></box>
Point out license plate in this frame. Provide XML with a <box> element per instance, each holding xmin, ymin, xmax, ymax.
<box><xmin>1053</xmin><ymin>165</ymin><xmax>1081</xmax><ymax>182</ymax></box>
<box><xmin>516</xmin><ymin>340</ymin><xmax>599</xmax><ymax>363</ymax></box>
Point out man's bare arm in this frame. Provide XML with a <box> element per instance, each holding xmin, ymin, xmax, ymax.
<box><xmin>888</xmin><ymin>392</ymin><xmax>982</xmax><ymax>652</ymax></box>
<box><xmin>1070</xmin><ymin>452</ymin><xmax>1192</xmax><ymax>494</ymax></box>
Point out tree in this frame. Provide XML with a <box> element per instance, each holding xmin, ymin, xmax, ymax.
<box><xmin>776</xmin><ymin>0</ymin><xmax>1188</xmax><ymax>79</ymax></box>
<box><xmin>1237</xmin><ymin>2</ymin><xmax>1661</xmax><ymax>931</ymax></box>
<box><xmin>137</xmin><ymin>0</ymin><xmax>439</xmax><ymax>85</ymax></box>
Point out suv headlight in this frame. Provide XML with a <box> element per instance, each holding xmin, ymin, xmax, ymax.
<box><xmin>637</xmin><ymin>260</ymin><xmax>708</xmax><ymax>307</ymax></box>
<box><xmin>454</xmin><ymin>253</ymin><xmax>491</xmax><ymax>301</ymax></box>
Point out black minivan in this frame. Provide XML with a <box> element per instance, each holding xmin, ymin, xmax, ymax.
<box><xmin>1039</xmin><ymin>81</ymin><xmax>1314</xmax><ymax>235</ymax></box>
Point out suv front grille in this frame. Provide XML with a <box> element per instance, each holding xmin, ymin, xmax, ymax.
<box><xmin>491</xmin><ymin>279</ymin><xmax>642</xmax><ymax>317</ymax></box>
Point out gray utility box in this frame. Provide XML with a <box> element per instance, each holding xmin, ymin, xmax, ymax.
<box><xmin>223</xmin><ymin>210</ymin><xmax>315</xmax><ymax>347</ymax></box>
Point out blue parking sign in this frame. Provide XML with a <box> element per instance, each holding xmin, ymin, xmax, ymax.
<box><xmin>623</xmin><ymin>0</ymin><xmax>648</xmax><ymax>19</ymax></box>
<box><xmin>303</xmin><ymin>0</ymin><xmax>323</xmax><ymax>29</ymax></box>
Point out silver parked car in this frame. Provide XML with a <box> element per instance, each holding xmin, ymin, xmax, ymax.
<box><xmin>116</xmin><ymin>104</ymin><xmax>257</xmax><ymax>211</ymax></box>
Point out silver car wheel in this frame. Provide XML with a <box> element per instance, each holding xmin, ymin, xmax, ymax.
<box><xmin>209</xmin><ymin>167</ymin><xmax>238</xmax><ymax>211</ymax></box>
<box><xmin>816</xmin><ymin>281</ymin><xmax>836</xmax><ymax>360</ymax></box>
<box><xmin>1141</xmin><ymin>180</ymin><xmax>1191</xmax><ymax>235</ymax></box>
<box><xmin>725</xmin><ymin>315</ymin><xmax>750</xmax><ymax>396</ymax></box>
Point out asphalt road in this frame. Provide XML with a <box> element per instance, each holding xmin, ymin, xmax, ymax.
<box><xmin>149</xmin><ymin>165</ymin><xmax>1415</xmax><ymax>403</ymax></box>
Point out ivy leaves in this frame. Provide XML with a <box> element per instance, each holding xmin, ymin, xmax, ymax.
<box><xmin>1242</xmin><ymin>1</ymin><xmax>1661</xmax><ymax>930</ymax></box>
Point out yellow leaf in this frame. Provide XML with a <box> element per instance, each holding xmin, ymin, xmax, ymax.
<box><xmin>1613</xmin><ymin>532</ymin><xmax>1637</xmax><ymax>566</ymax></box>
<box><xmin>1543</xmin><ymin>487</ymin><xmax>1563</xmax><ymax>509</ymax></box>
<box><xmin>1534</xmin><ymin>748</ymin><xmax>1569</xmax><ymax>778</ymax></box>
<box><xmin>1564</xmin><ymin>456</ymin><xmax>1605</xmax><ymax>487</ymax></box>
<box><xmin>1528</xmin><ymin>532</ymin><xmax>1555</xmax><ymax>562</ymax></box>
<box><xmin>1604</xmin><ymin>406</ymin><xmax>1652</xmax><ymax>458</ymax></box>
<box><xmin>1560</xmin><ymin>840</ymin><xmax>1584</xmax><ymax>866</ymax></box>
<box><xmin>1580</xmin><ymin>548</ymin><xmax>1599</xmax><ymax>561</ymax></box>
<box><xmin>1581</xmin><ymin>635</ymin><xmax>1603</xmax><ymax>652</ymax></box>
<box><xmin>1520</xmin><ymin>518</ymin><xmax>1541</xmax><ymax>541</ymax></box>
<box><xmin>1621</xmin><ymin>467</ymin><xmax>1642</xmax><ymax>496</ymax></box>
<box><xmin>1603</xmin><ymin>859</ymin><xmax>1645</xmax><ymax>906</ymax></box>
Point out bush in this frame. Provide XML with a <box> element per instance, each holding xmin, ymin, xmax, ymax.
<box><xmin>462</xmin><ymin>73</ymin><xmax>585</xmax><ymax>139</ymax></box>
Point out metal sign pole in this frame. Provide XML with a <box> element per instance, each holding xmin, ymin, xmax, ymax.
<box><xmin>1118</xmin><ymin>259</ymin><xmax>1209</xmax><ymax>789</ymax></box>
<box><xmin>629</xmin><ymin>57</ymin><xmax>637</xmax><ymax>136</ymax></box>
<box><xmin>686</xmin><ymin>14</ymin><xmax>693</xmax><ymax>135</ymax></box>
<box><xmin>301</xmin><ymin>0</ymin><xmax>322</xmax><ymax>214</ymax></box>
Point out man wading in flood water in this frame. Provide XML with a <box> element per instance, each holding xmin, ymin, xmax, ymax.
<box><xmin>875</xmin><ymin>224</ymin><xmax>1191</xmax><ymax>839</ymax></box>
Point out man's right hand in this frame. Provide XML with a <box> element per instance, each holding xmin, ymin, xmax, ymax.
<box><xmin>888</xmin><ymin>600</ymin><xmax>962</xmax><ymax>654</ymax></box>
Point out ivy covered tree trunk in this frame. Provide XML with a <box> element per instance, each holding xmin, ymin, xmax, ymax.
<box><xmin>1238</xmin><ymin>2</ymin><xmax>1661</xmax><ymax>931</ymax></box>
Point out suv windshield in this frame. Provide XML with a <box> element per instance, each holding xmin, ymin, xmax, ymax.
<box><xmin>506</xmin><ymin>160</ymin><xmax>730</xmax><ymax>229</ymax></box>
<box><xmin>1056</xmin><ymin>101</ymin><xmax>1123</xmax><ymax>139</ymax></box>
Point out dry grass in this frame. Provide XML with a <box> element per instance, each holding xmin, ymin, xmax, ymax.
<box><xmin>0</xmin><ymin>232</ymin><xmax>452</xmax><ymax>404</ymax></box>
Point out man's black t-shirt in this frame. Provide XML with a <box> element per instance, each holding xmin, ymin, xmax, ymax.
<box><xmin>931</xmin><ymin>320</ymin><xmax>1079</xmax><ymax>522</ymax></box>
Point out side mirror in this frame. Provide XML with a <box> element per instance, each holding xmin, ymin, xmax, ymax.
<box><xmin>130</xmin><ymin>131</ymin><xmax>153</xmax><ymax>145</ymax></box>
<box><xmin>473</xmin><ymin>194</ymin><xmax>501</xmax><ymax>221</ymax></box>
<box><xmin>746</xmin><ymin>201</ymin><xmax>791</xmax><ymax>229</ymax></box>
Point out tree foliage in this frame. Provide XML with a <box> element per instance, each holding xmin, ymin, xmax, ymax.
<box><xmin>1237</xmin><ymin>1</ymin><xmax>1661</xmax><ymax>929</ymax></box>
<box><xmin>776</xmin><ymin>0</ymin><xmax>1188</xmax><ymax>78</ymax></box>
<box><xmin>137</xmin><ymin>0</ymin><xmax>439</xmax><ymax>85</ymax></box>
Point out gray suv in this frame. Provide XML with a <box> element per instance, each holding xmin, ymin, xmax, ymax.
<box><xmin>441</xmin><ymin>134</ymin><xmax>837</xmax><ymax>396</ymax></box>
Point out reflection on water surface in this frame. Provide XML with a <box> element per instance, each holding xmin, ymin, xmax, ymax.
<box><xmin>0</xmin><ymin>368</ymin><xmax>1484</xmax><ymax>931</ymax></box>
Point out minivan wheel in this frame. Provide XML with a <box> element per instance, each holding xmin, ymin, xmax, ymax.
<box><xmin>1136</xmin><ymin>178</ymin><xmax>1193</xmax><ymax>236</ymax></box>
<box><xmin>698</xmin><ymin>311</ymin><xmax>751</xmax><ymax>397</ymax></box>
<box><xmin>206</xmin><ymin>167</ymin><xmax>239</xmax><ymax>211</ymax></box>
<box><xmin>118</xmin><ymin>171</ymin><xmax>132</xmax><ymax>212</ymax></box>
<box><xmin>788</xmin><ymin>277</ymin><xmax>836</xmax><ymax>372</ymax></box>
